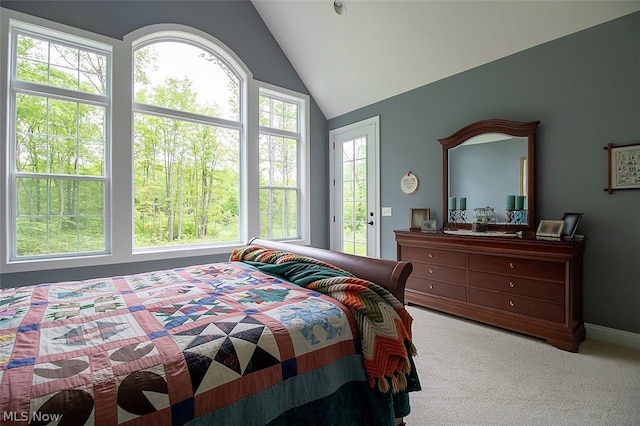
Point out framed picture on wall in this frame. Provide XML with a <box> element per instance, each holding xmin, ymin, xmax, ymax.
<box><xmin>604</xmin><ymin>142</ymin><xmax>640</xmax><ymax>193</ymax></box>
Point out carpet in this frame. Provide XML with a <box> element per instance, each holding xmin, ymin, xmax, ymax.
<box><xmin>405</xmin><ymin>305</ymin><xmax>640</xmax><ymax>426</ymax></box>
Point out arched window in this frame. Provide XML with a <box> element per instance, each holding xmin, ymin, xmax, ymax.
<box><xmin>131</xmin><ymin>30</ymin><xmax>245</xmax><ymax>248</ymax></box>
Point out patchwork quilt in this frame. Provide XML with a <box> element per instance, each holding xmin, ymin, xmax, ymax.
<box><xmin>0</xmin><ymin>262</ymin><xmax>364</xmax><ymax>425</ymax></box>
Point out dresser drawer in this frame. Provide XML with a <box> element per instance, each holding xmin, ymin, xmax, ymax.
<box><xmin>469</xmin><ymin>271</ymin><xmax>564</xmax><ymax>303</ymax></box>
<box><xmin>407</xmin><ymin>276</ymin><xmax>466</xmax><ymax>301</ymax></box>
<box><xmin>468</xmin><ymin>288</ymin><xmax>564</xmax><ymax>323</ymax></box>
<box><xmin>401</xmin><ymin>245</ymin><xmax>466</xmax><ymax>267</ymax></box>
<box><xmin>412</xmin><ymin>262</ymin><xmax>466</xmax><ymax>284</ymax></box>
<box><xmin>468</xmin><ymin>254</ymin><xmax>565</xmax><ymax>282</ymax></box>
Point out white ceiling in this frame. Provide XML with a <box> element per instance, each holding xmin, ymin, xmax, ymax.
<box><xmin>251</xmin><ymin>0</ymin><xmax>640</xmax><ymax>119</ymax></box>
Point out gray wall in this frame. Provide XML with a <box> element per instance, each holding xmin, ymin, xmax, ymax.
<box><xmin>329</xmin><ymin>12</ymin><xmax>640</xmax><ymax>334</ymax></box>
<box><xmin>0</xmin><ymin>1</ymin><xmax>329</xmax><ymax>284</ymax></box>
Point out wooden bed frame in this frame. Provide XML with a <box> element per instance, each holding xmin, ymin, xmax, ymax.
<box><xmin>249</xmin><ymin>238</ymin><xmax>413</xmax><ymax>304</ymax></box>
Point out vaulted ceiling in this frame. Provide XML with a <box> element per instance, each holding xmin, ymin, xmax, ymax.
<box><xmin>252</xmin><ymin>1</ymin><xmax>640</xmax><ymax>119</ymax></box>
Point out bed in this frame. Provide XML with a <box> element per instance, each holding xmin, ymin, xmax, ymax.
<box><xmin>0</xmin><ymin>238</ymin><xmax>419</xmax><ymax>425</ymax></box>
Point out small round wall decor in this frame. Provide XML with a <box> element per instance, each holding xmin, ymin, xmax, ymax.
<box><xmin>401</xmin><ymin>172</ymin><xmax>419</xmax><ymax>194</ymax></box>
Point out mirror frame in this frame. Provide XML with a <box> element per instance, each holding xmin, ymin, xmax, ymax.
<box><xmin>440</xmin><ymin>119</ymin><xmax>540</xmax><ymax>232</ymax></box>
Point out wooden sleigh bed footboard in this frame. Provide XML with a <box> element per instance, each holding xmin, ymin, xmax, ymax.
<box><xmin>249</xmin><ymin>238</ymin><xmax>413</xmax><ymax>304</ymax></box>
<box><xmin>0</xmin><ymin>239</ymin><xmax>416</xmax><ymax>426</ymax></box>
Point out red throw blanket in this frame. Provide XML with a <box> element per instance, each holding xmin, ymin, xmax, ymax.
<box><xmin>231</xmin><ymin>245</ymin><xmax>417</xmax><ymax>393</ymax></box>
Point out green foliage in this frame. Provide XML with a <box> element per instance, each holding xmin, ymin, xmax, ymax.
<box><xmin>257</xmin><ymin>96</ymin><xmax>300</xmax><ymax>239</ymax></box>
<box><xmin>340</xmin><ymin>141</ymin><xmax>368</xmax><ymax>256</ymax></box>
<box><xmin>14</xmin><ymin>34</ymin><xmax>108</xmax><ymax>256</ymax></box>
<box><xmin>131</xmin><ymin>44</ymin><xmax>243</xmax><ymax>247</ymax></box>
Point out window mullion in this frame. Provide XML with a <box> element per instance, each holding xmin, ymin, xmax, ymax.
<box><xmin>13</xmin><ymin>80</ymin><xmax>109</xmax><ymax>106</ymax></box>
<box><xmin>13</xmin><ymin>172</ymin><xmax>107</xmax><ymax>181</ymax></box>
<box><xmin>258</xmin><ymin>126</ymin><xmax>299</xmax><ymax>140</ymax></box>
<box><xmin>133</xmin><ymin>102</ymin><xmax>241</xmax><ymax>131</ymax></box>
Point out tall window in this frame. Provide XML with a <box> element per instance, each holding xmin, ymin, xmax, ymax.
<box><xmin>259</xmin><ymin>90</ymin><xmax>302</xmax><ymax>239</ymax></box>
<box><xmin>132</xmin><ymin>37</ymin><xmax>242</xmax><ymax>249</ymax></box>
<box><xmin>2</xmin><ymin>15</ymin><xmax>310</xmax><ymax>272</ymax></box>
<box><xmin>8</xmin><ymin>25</ymin><xmax>111</xmax><ymax>260</ymax></box>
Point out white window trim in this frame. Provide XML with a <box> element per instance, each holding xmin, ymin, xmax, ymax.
<box><xmin>1</xmin><ymin>10</ymin><xmax>310</xmax><ymax>275</ymax></box>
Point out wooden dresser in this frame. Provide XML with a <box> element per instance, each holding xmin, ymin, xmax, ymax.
<box><xmin>395</xmin><ymin>230</ymin><xmax>586</xmax><ymax>352</ymax></box>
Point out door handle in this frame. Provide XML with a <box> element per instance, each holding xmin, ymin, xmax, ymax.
<box><xmin>367</xmin><ymin>221</ymin><xmax>374</xmax><ymax>225</ymax></box>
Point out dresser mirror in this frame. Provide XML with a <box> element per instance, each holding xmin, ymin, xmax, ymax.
<box><xmin>439</xmin><ymin>119</ymin><xmax>540</xmax><ymax>232</ymax></box>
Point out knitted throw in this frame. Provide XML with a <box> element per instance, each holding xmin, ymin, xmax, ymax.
<box><xmin>230</xmin><ymin>245</ymin><xmax>417</xmax><ymax>393</ymax></box>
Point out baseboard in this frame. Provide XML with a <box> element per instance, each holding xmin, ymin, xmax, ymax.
<box><xmin>585</xmin><ymin>323</ymin><xmax>640</xmax><ymax>351</ymax></box>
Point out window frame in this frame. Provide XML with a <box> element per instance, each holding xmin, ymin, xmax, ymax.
<box><xmin>9</xmin><ymin>29</ymin><xmax>113</xmax><ymax>261</ymax></box>
<box><xmin>2</xmin><ymin>13</ymin><xmax>115</xmax><ymax>270</ymax></box>
<box><xmin>1</xmin><ymin>11</ymin><xmax>311</xmax><ymax>274</ymax></box>
<box><xmin>258</xmin><ymin>85</ymin><xmax>309</xmax><ymax>241</ymax></box>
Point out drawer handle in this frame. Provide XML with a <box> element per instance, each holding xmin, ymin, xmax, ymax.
<box><xmin>428</xmin><ymin>252</ymin><xmax>434</xmax><ymax>258</ymax></box>
<box><xmin>509</xmin><ymin>262</ymin><xmax>515</xmax><ymax>269</ymax></box>
<box><xmin>428</xmin><ymin>268</ymin><xmax>434</xmax><ymax>274</ymax></box>
<box><xmin>428</xmin><ymin>284</ymin><xmax>434</xmax><ymax>289</ymax></box>
<box><xmin>509</xmin><ymin>300</ymin><xmax>515</xmax><ymax>307</ymax></box>
<box><xmin>509</xmin><ymin>281</ymin><xmax>515</xmax><ymax>288</ymax></box>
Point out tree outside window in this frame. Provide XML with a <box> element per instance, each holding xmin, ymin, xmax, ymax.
<box><xmin>132</xmin><ymin>40</ymin><xmax>242</xmax><ymax>248</ymax></box>
<box><xmin>11</xmin><ymin>31</ymin><xmax>109</xmax><ymax>258</ymax></box>
<box><xmin>259</xmin><ymin>93</ymin><xmax>300</xmax><ymax>240</ymax></box>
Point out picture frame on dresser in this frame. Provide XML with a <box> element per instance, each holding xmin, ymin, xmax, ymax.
<box><xmin>561</xmin><ymin>212</ymin><xmax>583</xmax><ymax>240</ymax></box>
<box><xmin>409</xmin><ymin>208</ymin><xmax>430</xmax><ymax>230</ymax></box>
<box><xmin>536</xmin><ymin>220</ymin><xmax>564</xmax><ymax>239</ymax></box>
<box><xmin>421</xmin><ymin>219</ymin><xmax>437</xmax><ymax>232</ymax></box>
